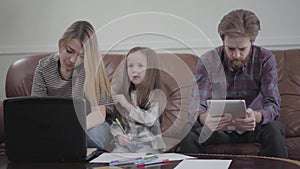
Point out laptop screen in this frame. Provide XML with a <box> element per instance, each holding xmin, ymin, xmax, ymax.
<box><xmin>4</xmin><ymin>96</ymin><xmax>87</xmax><ymax>162</ymax></box>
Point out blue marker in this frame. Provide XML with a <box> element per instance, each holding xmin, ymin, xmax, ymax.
<box><xmin>109</xmin><ymin>157</ymin><xmax>142</xmax><ymax>166</ymax></box>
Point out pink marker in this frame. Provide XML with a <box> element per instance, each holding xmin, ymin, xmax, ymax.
<box><xmin>137</xmin><ymin>159</ymin><xmax>169</xmax><ymax>167</ymax></box>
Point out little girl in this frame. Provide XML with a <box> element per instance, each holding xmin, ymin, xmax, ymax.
<box><xmin>110</xmin><ymin>47</ymin><xmax>167</xmax><ymax>153</ymax></box>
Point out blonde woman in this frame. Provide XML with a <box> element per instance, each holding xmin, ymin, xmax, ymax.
<box><xmin>31</xmin><ymin>20</ymin><xmax>112</xmax><ymax>150</ymax></box>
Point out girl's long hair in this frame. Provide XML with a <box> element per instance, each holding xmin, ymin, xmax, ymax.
<box><xmin>124</xmin><ymin>47</ymin><xmax>165</xmax><ymax>109</ymax></box>
<box><xmin>114</xmin><ymin>47</ymin><xmax>166</xmax><ymax>126</ymax></box>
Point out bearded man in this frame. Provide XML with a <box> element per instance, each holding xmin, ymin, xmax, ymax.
<box><xmin>179</xmin><ymin>9</ymin><xmax>288</xmax><ymax>158</ymax></box>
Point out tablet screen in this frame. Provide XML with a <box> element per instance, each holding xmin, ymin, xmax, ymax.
<box><xmin>207</xmin><ymin>100</ymin><xmax>246</xmax><ymax>118</ymax></box>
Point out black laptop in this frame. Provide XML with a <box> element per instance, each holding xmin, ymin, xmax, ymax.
<box><xmin>4</xmin><ymin>96</ymin><xmax>87</xmax><ymax>162</ymax></box>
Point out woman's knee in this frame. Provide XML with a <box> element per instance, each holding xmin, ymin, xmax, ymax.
<box><xmin>88</xmin><ymin>122</ymin><xmax>110</xmax><ymax>137</ymax></box>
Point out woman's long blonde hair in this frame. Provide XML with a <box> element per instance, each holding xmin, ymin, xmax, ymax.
<box><xmin>60</xmin><ymin>20</ymin><xmax>111</xmax><ymax>105</ymax></box>
<box><xmin>82</xmin><ymin>24</ymin><xmax>111</xmax><ymax>106</ymax></box>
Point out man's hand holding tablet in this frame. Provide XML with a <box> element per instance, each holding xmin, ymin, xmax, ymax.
<box><xmin>206</xmin><ymin>100</ymin><xmax>247</xmax><ymax>131</ymax></box>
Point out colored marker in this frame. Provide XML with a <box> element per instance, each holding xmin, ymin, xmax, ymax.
<box><xmin>137</xmin><ymin>159</ymin><xmax>169</xmax><ymax>167</ymax></box>
<box><xmin>137</xmin><ymin>155</ymin><xmax>159</xmax><ymax>163</ymax></box>
<box><xmin>109</xmin><ymin>157</ymin><xmax>142</xmax><ymax>166</ymax></box>
<box><xmin>111</xmin><ymin>157</ymin><xmax>142</xmax><ymax>163</ymax></box>
<box><xmin>115</xmin><ymin>118</ymin><xmax>126</xmax><ymax>134</ymax></box>
<box><xmin>144</xmin><ymin>155</ymin><xmax>159</xmax><ymax>160</ymax></box>
<box><xmin>110</xmin><ymin>155</ymin><xmax>159</xmax><ymax>166</ymax></box>
<box><xmin>109</xmin><ymin>161</ymin><xmax>135</xmax><ymax>166</ymax></box>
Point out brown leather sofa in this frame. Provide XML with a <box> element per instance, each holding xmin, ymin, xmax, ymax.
<box><xmin>0</xmin><ymin>49</ymin><xmax>299</xmax><ymax>160</ymax></box>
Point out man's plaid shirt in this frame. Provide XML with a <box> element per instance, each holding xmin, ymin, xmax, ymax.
<box><xmin>190</xmin><ymin>45</ymin><xmax>280</xmax><ymax>127</ymax></box>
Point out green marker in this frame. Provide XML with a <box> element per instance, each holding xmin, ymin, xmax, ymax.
<box><xmin>115</xmin><ymin>118</ymin><xmax>126</xmax><ymax>134</ymax></box>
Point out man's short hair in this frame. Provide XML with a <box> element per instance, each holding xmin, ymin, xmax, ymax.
<box><xmin>218</xmin><ymin>9</ymin><xmax>261</xmax><ymax>42</ymax></box>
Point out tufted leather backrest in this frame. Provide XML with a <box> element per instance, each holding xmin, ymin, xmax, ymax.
<box><xmin>4</xmin><ymin>52</ymin><xmax>199</xmax><ymax>151</ymax></box>
<box><xmin>102</xmin><ymin>53</ymin><xmax>198</xmax><ymax>150</ymax></box>
<box><xmin>3</xmin><ymin>49</ymin><xmax>300</xmax><ymax>157</ymax></box>
<box><xmin>273</xmin><ymin>49</ymin><xmax>300</xmax><ymax>138</ymax></box>
<box><xmin>3</xmin><ymin>49</ymin><xmax>300</xmax><ymax>153</ymax></box>
<box><xmin>5</xmin><ymin>54</ymin><xmax>51</xmax><ymax>97</ymax></box>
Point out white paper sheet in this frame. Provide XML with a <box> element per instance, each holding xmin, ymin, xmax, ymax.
<box><xmin>90</xmin><ymin>153</ymin><xmax>195</xmax><ymax>163</ymax></box>
<box><xmin>90</xmin><ymin>153</ymin><xmax>146</xmax><ymax>163</ymax></box>
<box><xmin>155</xmin><ymin>153</ymin><xmax>196</xmax><ymax>161</ymax></box>
<box><xmin>174</xmin><ymin>159</ymin><xmax>232</xmax><ymax>169</ymax></box>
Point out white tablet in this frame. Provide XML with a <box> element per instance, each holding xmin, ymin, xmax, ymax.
<box><xmin>207</xmin><ymin>100</ymin><xmax>247</xmax><ymax>118</ymax></box>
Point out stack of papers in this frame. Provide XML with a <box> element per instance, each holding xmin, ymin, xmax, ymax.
<box><xmin>90</xmin><ymin>153</ymin><xmax>196</xmax><ymax>163</ymax></box>
<box><xmin>90</xmin><ymin>153</ymin><xmax>232</xmax><ymax>169</ymax></box>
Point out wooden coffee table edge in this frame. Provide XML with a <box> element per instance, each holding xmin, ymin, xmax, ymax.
<box><xmin>186</xmin><ymin>153</ymin><xmax>300</xmax><ymax>166</ymax></box>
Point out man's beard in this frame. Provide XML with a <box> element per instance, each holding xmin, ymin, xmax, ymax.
<box><xmin>228</xmin><ymin>54</ymin><xmax>251</xmax><ymax>70</ymax></box>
